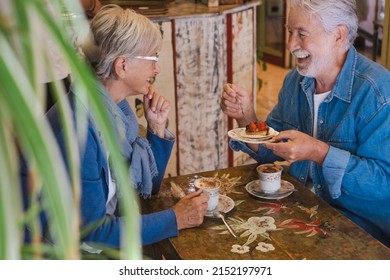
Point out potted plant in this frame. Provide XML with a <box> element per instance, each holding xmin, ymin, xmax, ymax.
<box><xmin>0</xmin><ymin>0</ymin><xmax>140</xmax><ymax>259</ymax></box>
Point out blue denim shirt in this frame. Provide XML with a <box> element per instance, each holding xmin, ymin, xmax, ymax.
<box><xmin>231</xmin><ymin>47</ymin><xmax>390</xmax><ymax>247</ymax></box>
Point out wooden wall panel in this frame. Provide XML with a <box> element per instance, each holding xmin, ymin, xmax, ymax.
<box><xmin>174</xmin><ymin>16</ymin><xmax>229</xmax><ymax>175</ymax></box>
<box><xmin>231</xmin><ymin>8</ymin><xmax>257</xmax><ymax>167</ymax></box>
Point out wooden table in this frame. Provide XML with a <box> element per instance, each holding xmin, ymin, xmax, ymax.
<box><xmin>142</xmin><ymin>163</ymin><xmax>390</xmax><ymax>259</ymax></box>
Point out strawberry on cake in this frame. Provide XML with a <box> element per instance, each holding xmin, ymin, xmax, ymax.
<box><xmin>245</xmin><ymin>121</ymin><xmax>269</xmax><ymax>136</ymax></box>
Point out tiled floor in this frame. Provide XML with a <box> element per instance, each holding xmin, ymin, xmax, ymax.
<box><xmin>255</xmin><ymin>63</ymin><xmax>290</xmax><ymax>120</ymax></box>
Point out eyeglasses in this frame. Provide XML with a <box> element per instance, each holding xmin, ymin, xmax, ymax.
<box><xmin>134</xmin><ymin>55</ymin><xmax>159</xmax><ymax>62</ymax></box>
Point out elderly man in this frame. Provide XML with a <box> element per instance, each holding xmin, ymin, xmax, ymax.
<box><xmin>220</xmin><ymin>0</ymin><xmax>390</xmax><ymax>247</ymax></box>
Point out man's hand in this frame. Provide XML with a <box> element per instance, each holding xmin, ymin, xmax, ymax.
<box><xmin>220</xmin><ymin>83</ymin><xmax>256</xmax><ymax>127</ymax></box>
<box><xmin>263</xmin><ymin>130</ymin><xmax>330</xmax><ymax>164</ymax></box>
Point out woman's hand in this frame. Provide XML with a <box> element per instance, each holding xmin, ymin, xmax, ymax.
<box><xmin>172</xmin><ymin>190</ymin><xmax>209</xmax><ymax>230</ymax></box>
<box><xmin>144</xmin><ymin>86</ymin><xmax>171</xmax><ymax>138</ymax></box>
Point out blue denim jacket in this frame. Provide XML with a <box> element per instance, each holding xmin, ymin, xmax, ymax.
<box><xmin>231</xmin><ymin>47</ymin><xmax>390</xmax><ymax>247</ymax></box>
<box><xmin>24</xmin><ymin>91</ymin><xmax>178</xmax><ymax>248</ymax></box>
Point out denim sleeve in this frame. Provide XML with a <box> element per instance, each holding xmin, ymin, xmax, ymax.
<box><xmin>141</xmin><ymin>208</ymin><xmax>178</xmax><ymax>245</ymax></box>
<box><xmin>322</xmin><ymin>146</ymin><xmax>350</xmax><ymax>199</ymax></box>
<box><xmin>323</xmin><ymin>104</ymin><xmax>390</xmax><ymax>200</ymax></box>
<box><xmin>229</xmin><ymin>139</ymin><xmax>281</xmax><ymax>164</ymax></box>
<box><xmin>146</xmin><ymin>129</ymin><xmax>175</xmax><ymax>194</ymax></box>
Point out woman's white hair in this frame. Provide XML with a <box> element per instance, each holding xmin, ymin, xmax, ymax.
<box><xmin>289</xmin><ymin>0</ymin><xmax>358</xmax><ymax>51</ymax></box>
<box><xmin>82</xmin><ymin>4</ymin><xmax>162</xmax><ymax>80</ymax></box>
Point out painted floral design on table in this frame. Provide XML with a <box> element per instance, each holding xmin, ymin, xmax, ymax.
<box><xmin>252</xmin><ymin>201</ymin><xmax>295</xmax><ymax>215</ymax></box>
<box><xmin>161</xmin><ymin>170</ymin><xmax>336</xmax><ymax>256</ymax></box>
<box><xmin>158</xmin><ymin>172</ymin><xmax>244</xmax><ymax>199</ymax></box>
<box><xmin>210</xmin><ymin>215</ymin><xmax>278</xmax><ymax>254</ymax></box>
<box><xmin>209</xmin><ymin>199</ymin><xmax>334</xmax><ymax>255</ymax></box>
<box><xmin>231</xmin><ymin>242</ymin><xmax>275</xmax><ymax>254</ymax></box>
<box><xmin>278</xmin><ymin>217</ymin><xmax>327</xmax><ymax>237</ymax></box>
<box><xmin>212</xmin><ymin>172</ymin><xmax>242</xmax><ymax>195</ymax></box>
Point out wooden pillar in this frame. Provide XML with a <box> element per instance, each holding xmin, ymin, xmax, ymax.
<box><xmin>381</xmin><ymin>0</ymin><xmax>390</xmax><ymax>69</ymax></box>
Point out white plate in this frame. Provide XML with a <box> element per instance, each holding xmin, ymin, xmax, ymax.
<box><xmin>239</xmin><ymin>127</ymin><xmax>278</xmax><ymax>139</ymax></box>
<box><xmin>205</xmin><ymin>195</ymin><xmax>234</xmax><ymax>217</ymax></box>
<box><xmin>228</xmin><ymin>127</ymin><xmax>279</xmax><ymax>144</ymax></box>
<box><xmin>245</xmin><ymin>180</ymin><xmax>295</xmax><ymax>199</ymax></box>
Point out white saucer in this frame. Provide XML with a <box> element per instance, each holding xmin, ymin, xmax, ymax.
<box><xmin>228</xmin><ymin>127</ymin><xmax>279</xmax><ymax>144</ymax></box>
<box><xmin>205</xmin><ymin>195</ymin><xmax>234</xmax><ymax>217</ymax></box>
<box><xmin>245</xmin><ymin>180</ymin><xmax>295</xmax><ymax>199</ymax></box>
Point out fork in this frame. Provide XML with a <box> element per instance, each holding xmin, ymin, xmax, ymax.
<box><xmin>226</xmin><ymin>83</ymin><xmax>252</xmax><ymax>123</ymax></box>
<box><xmin>238</xmin><ymin>101</ymin><xmax>251</xmax><ymax>123</ymax></box>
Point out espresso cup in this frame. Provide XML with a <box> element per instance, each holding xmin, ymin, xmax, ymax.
<box><xmin>194</xmin><ymin>177</ymin><xmax>221</xmax><ymax>212</ymax></box>
<box><xmin>256</xmin><ymin>163</ymin><xmax>283</xmax><ymax>193</ymax></box>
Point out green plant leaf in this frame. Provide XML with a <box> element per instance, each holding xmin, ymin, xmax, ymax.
<box><xmin>0</xmin><ymin>0</ymin><xmax>141</xmax><ymax>259</ymax></box>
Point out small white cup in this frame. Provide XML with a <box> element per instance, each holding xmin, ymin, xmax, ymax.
<box><xmin>256</xmin><ymin>163</ymin><xmax>283</xmax><ymax>193</ymax></box>
<box><xmin>194</xmin><ymin>177</ymin><xmax>221</xmax><ymax>212</ymax></box>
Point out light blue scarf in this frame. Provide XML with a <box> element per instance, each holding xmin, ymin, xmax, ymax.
<box><xmin>96</xmin><ymin>84</ymin><xmax>158</xmax><ymax>197</ymax></box>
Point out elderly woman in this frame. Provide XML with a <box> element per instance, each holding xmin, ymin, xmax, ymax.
<box><xmin>44</xmin><ymin>4</ymin><xmax>208</xmax><ymax>250</ymax></box>
<box><xmin>221</xmin><ymin>0</ymin><xmax>390</xmax><ymax>247</ymax></box>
